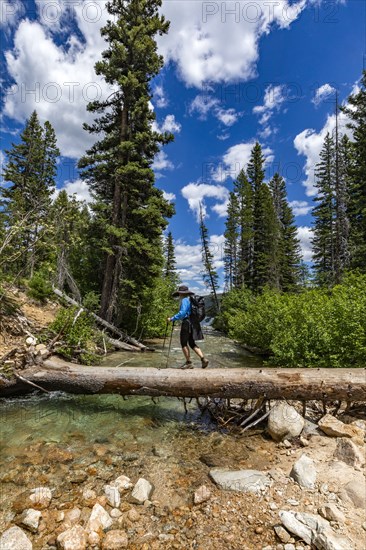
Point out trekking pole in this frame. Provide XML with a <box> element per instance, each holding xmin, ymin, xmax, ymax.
<box><xmin>165</xmin><ymin>321</ymin><xmax>175</xmax><ymax>368</ymax></box>
<box><xmin>162</xmin><ymin>321</ymin><xmax>169</xmax><ymax>351</ymax></box>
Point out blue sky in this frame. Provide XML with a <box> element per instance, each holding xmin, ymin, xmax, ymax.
<box><xmin>0</xmin><ymin>0</ymin><xmax>364</xmax><ymax>292</ymax></box>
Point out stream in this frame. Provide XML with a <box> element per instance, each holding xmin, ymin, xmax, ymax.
<box><xmin>0</xmin><ymin>326</ymin><xmax>269</xmax><ymax>537</ymax></box>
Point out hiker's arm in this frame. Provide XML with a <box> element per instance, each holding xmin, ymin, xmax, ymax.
<box><xmin>169</xmin><ymin>298</ymin><xmax>190</xmax><ymax>322</ymax></box>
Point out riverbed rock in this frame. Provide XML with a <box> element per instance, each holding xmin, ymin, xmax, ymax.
<box><xmin>193</xmin><ymin>485</ymin><xmax>211</xmax><ymax>505</ymax></box>
<box><xmin>19</xmin><ymin>508</ymin><xmax>42</xmax><ymax>533</ymax></box>
<box><xmin>87</xmin><ymin>531</ymin><xmax>100</xmax><ymax>547</ymax></box>
<box><xmin>273</xmin><ymin>524</ymin><xmax>292</xmax><ymax>543</ymax></box>
<box><xmin>29</xmin><ymin>487</ymin><xmax>52</xmax><ymax>509</ymax></box>
<box><xmin>101</xmin><ymin>530</ymin><xmax>128</xmax><ymax>549</ymax></box>
<box><xmin>131</xmin><ymin>478</ymin><xmax>153</xmax><ymax>503</ymax></box>
<box><xmin>290</xmin><ymin>454</ymin><xmax>317</xmax><ymax>489</ymax></box>
<box><xmin>209</xmin><ymin>469</ymin><xmax>271</xmax><ymax>494</ymax></box>
<box><xmin>104</xmin><ymin>485</ymin><xmax>120</xmax><ymax>508</ymax></box>
<box><xmin>0</xmin><ymin>526</ymin><xmax>33</xmax><ymax>549</ymax></box>
<box><xmin>318</xmin><ymin>414</ymin><xmax>364</xmax><ymax>444</ymax></box>
<box><xmin>113</xmin><ymin>475</ymin><xmax>132</xmax><ymax>491</ymax></box>
<box><xmin>57</xmin><ymin>524</ymin><xmax>87</xmax><ymax>550</ymax></box>
<box><xmin>64</xmin><ymin>507</ymin><xmax>81</xmax><ymax>525</ymax></box>
<box><xmin>86</xmin><ymin>503</ymin><xmax>113</xmax><ymax>532</ymax></box>
<box><xmin>81</xmin><ymin>488</ymin><xmax>97</xmax><ymax>506</ymax></box>
<box><xmin>318</xmin><ymin>503</ymin><xmax>345</xmax><ymax>523</ymax></box>
<box><xmin>313</xmin><ymin>528</ymin><xmax>353</xmax><ymax>550</ymax></box>
<box><xmin>279</xmin><ymin>511</ymin><xmax>353</xmax><ymax>549</ymax></box>
<box><xmin>333</xmin><ymin>438</ymin><xmax>365</xmax><ymax>469</ymax></box>
<box><xmin>267</xmin><ymin>402</ymin><xmax>304</xmax><ymax>442</ymax></box>
<box><xmin>339</xmin><ymin>478</ymin><xmax>366</xmax><ymax>509</ymax></box>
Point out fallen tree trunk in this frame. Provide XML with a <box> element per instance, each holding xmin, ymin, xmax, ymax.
<box><xmin>52</xmin><ymin>288</ymin><xmax>151</xmax><ymax>351</ymax></box>
<box><xmin>0</xmin><ymin>358</ymin><xmax>365</xmax><ymax>400</ymax></box>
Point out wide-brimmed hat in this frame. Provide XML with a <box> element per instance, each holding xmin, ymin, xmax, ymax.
<box><xmin>172</xmin><ymin>285</ymin><xmax>194</xmax><ymax>297</ymax></box>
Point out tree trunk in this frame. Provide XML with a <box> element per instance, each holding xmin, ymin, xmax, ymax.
<box><xmin>1</xmin><ymin>359</ymin><xmax>365</xmax><ymax>400</ymax></box>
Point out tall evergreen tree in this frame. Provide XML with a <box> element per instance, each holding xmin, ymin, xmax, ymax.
<box><xmin>269</xmin><ymin>173</ymin><xmax>301</xmax><ymax>291</ymax></box>
<box><xmin>199</xmin><ymin>203</ymin><xmax>219</xmax><ymax>311</ymax></box>
<box><xmin>223</xmin><ymin>191</ymin><xmax>239</xmax><ymax>291</ymax></box>
<box><xmin>340</xmin><ymin>70</ymin><xmax>366</xmax><ymax>271</ymax></box>
<box><xmin>164</xmin><ymin>231</ymin><xmax>179</xmax><ymax>285</ymax></box>
<box><xmin>234</xmin><ymin>170</ymin><xmax>254</xmax><ymax>289</ymax></box>
<box><xmin>79</xmin><ymin>0</ymin><xmax>174</xmax><ymax>323</ymax></box>
<box><xmin>252</xmin><ymin>183</ymin><xmax>280</xmax><ymax>291</ymax></box>
<box><xmin>1</xmin><ymin>111</ymin><xmax>59</xmax><ymax>276</ymax></box>
<box><xmin>312</xmin><ymin>132</ymin><xmax>336</xmax><ymax>286</ymax></box>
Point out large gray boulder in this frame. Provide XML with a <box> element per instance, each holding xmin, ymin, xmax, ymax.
<box><xmin>267</xmin><ymin>402</ymin><xmax>304</xmax><ymax>441</ymax></box>
<box><xmin>209</xmin><ymin>469</ymin><xmax>271</xmax><ymax>494</ymax></box>
<box><xmin>0</xmin><ymin>526</ymin><xmax>32</xmax><ymax>550</ymax></box>
<box><xmin>333</xmin><ymin>438</ymin><xmax>365</xmax><ymax>469</ymax></box>
<box><xmin>279</xmin><ymin>511</ymin><xmax>353</xmax><ymax>550</ymax></box>
<box><xmin>290</xmin><ymin>454</ymin><xmax>317</xmax><ymax>489</ymax></box>
<box><xmin>339</xmin><ymin>478</ymin><xmax>366</xmax><ymax>509</ymax></box>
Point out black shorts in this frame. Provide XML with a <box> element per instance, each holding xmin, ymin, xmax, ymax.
<box><xmin>180</xmin><ymin>318</ymin><xmax>197</xmax><ymax>349</ymax></box>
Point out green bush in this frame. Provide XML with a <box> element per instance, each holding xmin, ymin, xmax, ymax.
<box><xmin>49</xmin><ymin>307</ymin><xmax>101</xmax><ymax>364</ymax></box>
<box><xmin>221</xmin><ymin>274</ymin><xmax>366</xmax><ymax>367</ymax></box>
<box><xmin>27</xmin><ymin>271</ymin><xmax>53</xmax><ymax>303</ymax></box>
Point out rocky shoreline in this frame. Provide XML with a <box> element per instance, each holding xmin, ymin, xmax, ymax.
<box><xmin>0</xmin><ymin>404</ymin><xmax>365</xmax><ymax>550</ymax></box>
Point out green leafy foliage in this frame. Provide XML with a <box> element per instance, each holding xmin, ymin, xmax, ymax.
<box><xmin>218</xmin><ymin>274</ymin><xmax>366</xmax><ymax>367</ymax></box>
<box><xmin>49</xmin><ymin>307</ymin><xmax>102</xmax><ymax>364</ymax></box>
<box><xmin>27</xmin><ymin>270</ymin><xmax>53</xmax><ymax>303</ymax></box>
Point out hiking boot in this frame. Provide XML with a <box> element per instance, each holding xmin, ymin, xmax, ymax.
<box><xmin>179</xmin><ymin>361</ymin><xmax>193</xmax><ymax>369</ymax></box>
<box><xmin>201</xmin><ymin>357</ymin><xmax>209</xmax><ymax>369</ymax></box>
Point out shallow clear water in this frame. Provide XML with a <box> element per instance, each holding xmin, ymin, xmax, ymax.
<box><xmin>0</xmin><ymin>329</ymin><xmax>265</xmax><ymax>530</ymax></box>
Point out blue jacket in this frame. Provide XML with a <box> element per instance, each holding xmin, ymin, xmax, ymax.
<box><xmin>171</xmin><ymin>297</ymin><xmax>191</xmax><ymax>321</ymax></box>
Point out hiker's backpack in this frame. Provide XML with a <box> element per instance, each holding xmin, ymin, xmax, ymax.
<box><xmin>189</xmin><ymin>295</ymin><xmax>206</xmax><ymax>323</ymax></box>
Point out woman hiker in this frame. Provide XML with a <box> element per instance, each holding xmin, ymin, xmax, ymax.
<box><xmin>167</xmin><ymin>285</ymin><xmax>209</xmax><ymax>369</ymax></box>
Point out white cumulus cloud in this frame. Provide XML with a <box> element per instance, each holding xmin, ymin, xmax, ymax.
<box><xmin>158</xmin><ymin>0</ymin><xmax>308</xmax><ymax>88</ymax></box>
<box><xmin>212</xmin><ymin>141</ymin><xmax>274</xmax><ymax>183</ymax></box>
<box><xmin>289</xmin><ymin>200</ymin><xmax>312</xmax><ymax>216</ymax></box>
<box><xmin>297</xmin><ymin>225</ymin><xmax>313</xmax><ymax>262</ymax></box>
<box><xmin>56</xmin><ymin>179</ymin><xmax>92</xmax><ymax>204</ymax></box>
<box><xmin>181</xmin><ymin>182</ymin><xmax>229</xmax><ymax>221</ymax></box>
<box><xmin>312</xmin><ymin>83</ymin><xmax>336</xmax><ymax>106</ymax></box>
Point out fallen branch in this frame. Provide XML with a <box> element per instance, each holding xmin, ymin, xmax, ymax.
<box><xmin>13</xmin><ymin>372</ymin><xmax>50</xmax><ymax>393</ymax></box>
<box><xmin>53</xmin><ymin>288</ymin><xmax>151</xmax><ymax>351</ymax></box>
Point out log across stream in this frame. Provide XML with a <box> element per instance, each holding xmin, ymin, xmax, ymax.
<box><xmin>1</xmin><ymin>357</ymin><xmax>365</xmax><ymax>401</ymax></box>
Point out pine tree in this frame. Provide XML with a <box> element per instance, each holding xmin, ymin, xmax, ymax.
<box><xmin>79</xmin><ymin>0</ymin><xmax>174</xmax><ymax>323</ymax></box>
<box><xmin>50</xmin><ymin>190</ymin><xmax>92</xmax><ymax>301</ymax></box>
<box><xmin>312</xmin><ymin>132</ymin><xmax>336</xmax><ymax>286</ymax></box>
<box><xmin>199</xmin><ymin>203</ymin><xmax>219</xmax><ymax>311</ymax></box>
<box><xmin>335</xmin><ymin>133</ymin><xmax>352</xmax><ymax>277</ymax></box>
<box><xmin>252</xmin><ymin>183</ymin><xmax>280</xmax><ymax>291</ymax></box>
<box><xmin>269</xmin><ymin>173</ymin><xmax>301</xmax><ymax>291</ymax></box>
<box><xmin>234</xmin><ymin>170</ymin><xmax>254</xmax><ymax>289</ymax></box>
<box><xmin>223</xmin><ymin>191</ymin><xmax>239</xmax><ymax>291</ymax></box>
<box><xmin>164</xmin><ymin>231</ymin><xmax>179</xmax><ymax>285</ymax></box>
<box><xmin>340</xmin><ymin>70</ymin><xmax>366</xmax><ymax>271</ymax></box>
<box><xmin>1</xmin><ymin>111</ymin><xmax>59</xmax><ymax>277</ymax></box>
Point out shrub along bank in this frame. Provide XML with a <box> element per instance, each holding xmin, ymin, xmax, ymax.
<box><xmin>215</xmin><ymin>274</ymin><xmax>366</xmax><ymax>368</ymax></box>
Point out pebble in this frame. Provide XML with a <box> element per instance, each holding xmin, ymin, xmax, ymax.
<box><xmin>284</xmin><ymin>545</ymin><xmax>296</xmax><ymax>550</ymax></box>
<box><xmin>286</xmin><ymin>499</ymin><xmax>299</xmax><ymax>506</ymax></box>
<box><xmin>362</xmin><ymin>522</ymin><xmax>366</xmax><ymax>531</ymax></box>
<box><xmin>269</xmin><ymin>502</ymin><xmax>278</xmax><ymax>510</ymax></box>
<box><xmin>255</xmin><ymin>526</ymin><xmax>264</xmax><ymax>534</ymax></box>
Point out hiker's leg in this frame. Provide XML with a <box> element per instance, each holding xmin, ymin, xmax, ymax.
<box><xmin>179</xmin><ymin>321</ymin><xmax>192</xmax><ymax>367</ymax></box>
<box><xmin>182</xmin><ymin>345</ymin><xmax>191</xmax><ymax>362</ymax></box>
<box><xmin>189</xmin><ymin>334</ymin><xmax>209</xmax><ymax>368</ymax></box>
